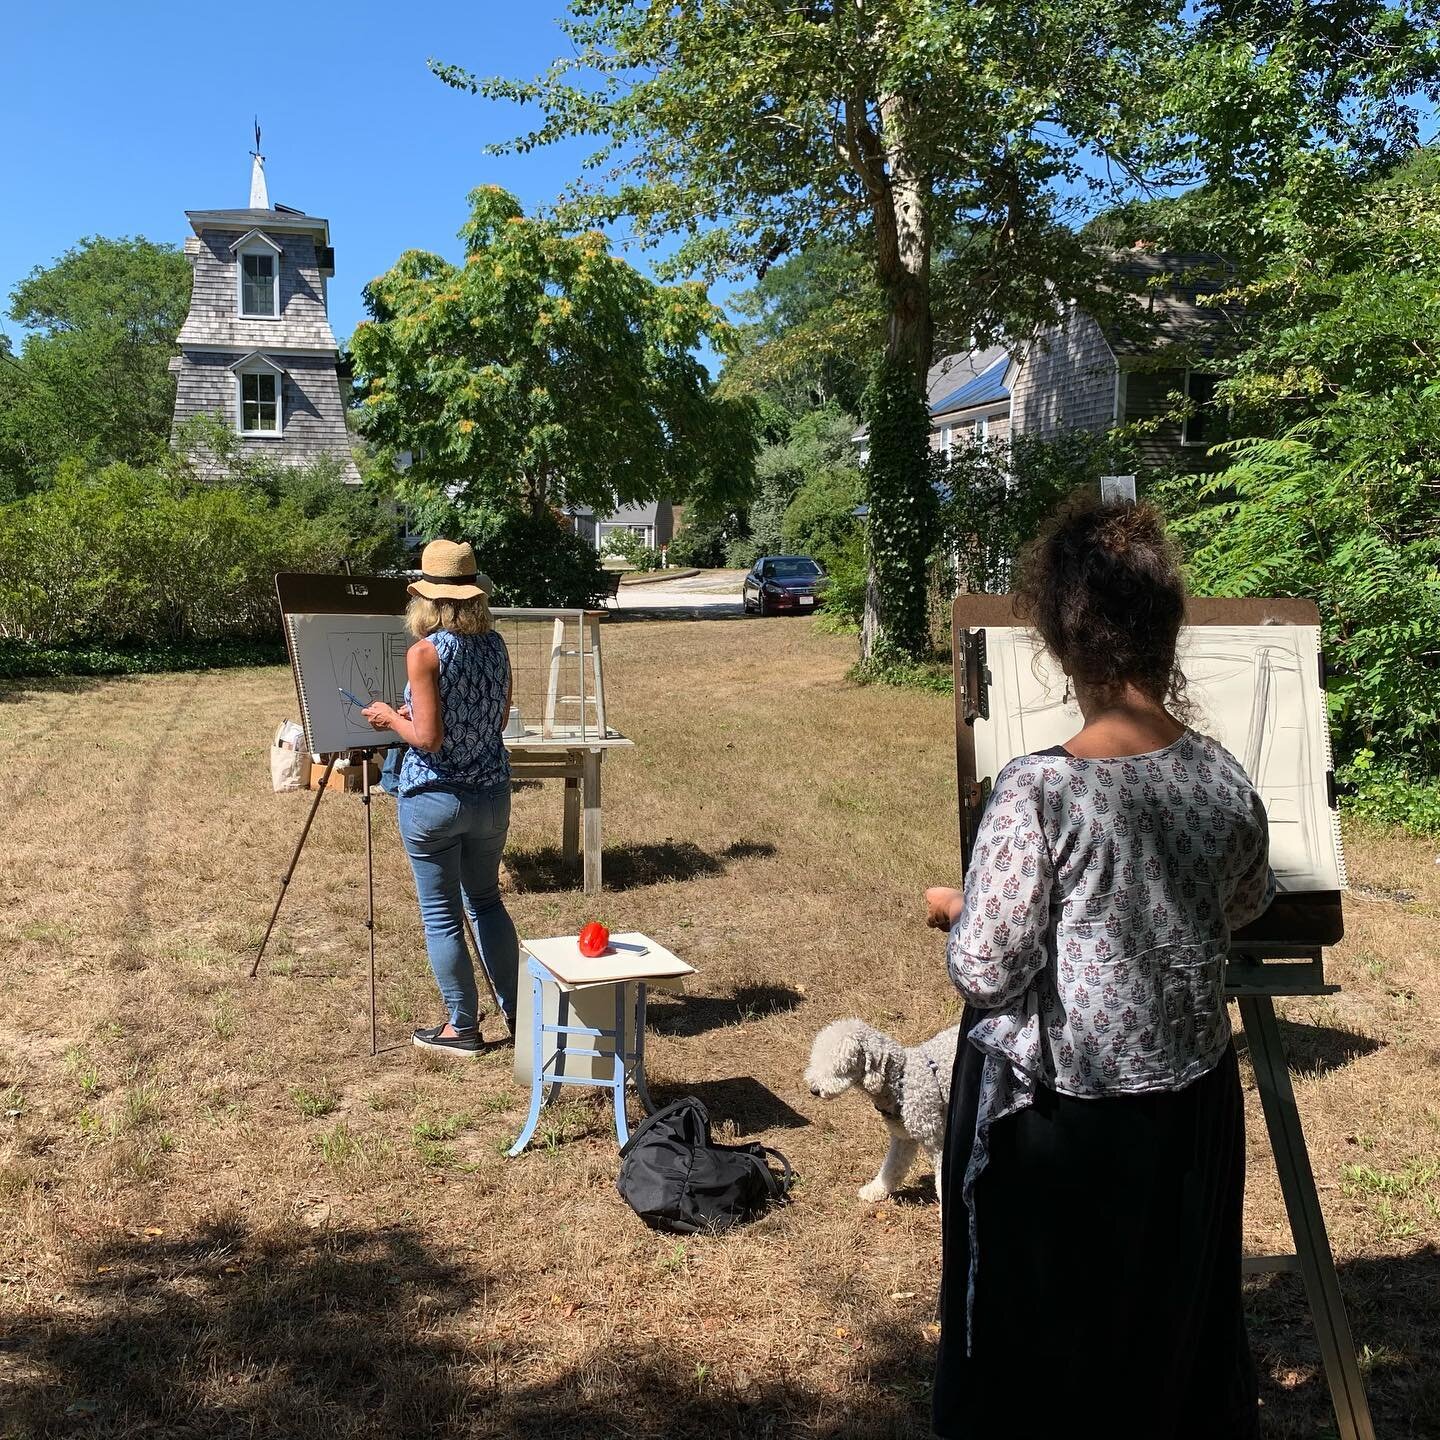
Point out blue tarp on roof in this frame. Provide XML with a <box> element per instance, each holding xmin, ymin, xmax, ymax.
<box><xmin>929</xmin><ymin>356</ymin><xmax>1009</xmax><ymax>415</ymax></box>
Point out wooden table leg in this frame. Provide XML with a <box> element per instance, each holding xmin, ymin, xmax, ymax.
<box><xmin>1240</xmin><ymin>994</ymin><xmax>1375</xmax><ymax>1440</ymax></box>
<box><xmin>582</xmin><ymin>750</ymin><xmax>602</xmax><ymax>895</ymax></box>
<box><xmin>562</xmin><ymin>774</ymin><xmax>581</xmax><ymax>872</ymax></box>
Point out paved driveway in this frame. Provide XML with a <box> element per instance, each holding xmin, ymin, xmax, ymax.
<box><xmin>612</xmin><ymin>569</ymin><xmax>746</xmax><ymax>619</ymax></box>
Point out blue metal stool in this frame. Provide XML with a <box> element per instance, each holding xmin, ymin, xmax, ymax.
<box><xmin>508</xmin><ymin>954</ymin><xmax>657</xmax><ymax>1156</ymax></box>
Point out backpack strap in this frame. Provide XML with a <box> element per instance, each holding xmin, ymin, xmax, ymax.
<box><xmin>755</xmin><ymin>1145</ymin><xmax>794</xmax><ymax>1200</ymax></box>
<box><xmin>618</xmin><ymin>1096</ymin><xmax>710</xmax><ymax>1158</ymax></box>
<box><xmin>721</xmin><ymin>1142</ymin><xmax>793</xmax><ymax>1203</ymax></box>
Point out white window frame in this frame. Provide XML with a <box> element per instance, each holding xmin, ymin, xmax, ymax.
<box><xmin>1181</xmin><ymin>369</ymin><xmax>1219</xmax><ymax>448</ymax></box>
<box><xmin>975</xmin><ymin>415</ymin><xmax>990</xmax><ymax>442</ymax></box>
<box><xmin>232</xmin><ymin>231</ymin><xmax>283</xmax><ymax>319</ymax></box>
<box><xmin>940</xmin><ymin>423</ymin><xmax>953</xmax><ymax>457</ymax></box>
<box><xmin>232</xmin><ymin>356</ymin><xmax>285</xmax><ymax>437</ymax></box>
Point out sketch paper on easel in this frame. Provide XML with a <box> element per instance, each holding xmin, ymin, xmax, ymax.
<box><xmin>973</xmin><ymin>625</ymin><xmax>1346</xmax><ymax>893</ymax></box>
<box><xmin>285</xmin><ymin>612</ymin><xmax>411</xmax><ymax>756</ymax></box>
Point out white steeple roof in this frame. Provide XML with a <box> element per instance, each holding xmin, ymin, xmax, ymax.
<box><xmin>249</xmin><ymin>120</ymin><xmax>269</xmax><ymax>209</ymax></box>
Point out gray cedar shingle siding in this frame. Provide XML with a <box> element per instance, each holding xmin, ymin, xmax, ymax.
<box><xmin>1010</xmin><ymin>309</ymin><xmax>1117</xmax><ymax>438</ymax></box>
<box><xmin>172</xmin><ymin>210</ymin><xmax>358</xmax><ymax>483</ymax></box>
<box><xmin>173</xmin><ymin>352</ymin><xmax>356</xmax><ymax>472</ymax></box>
<box><xmin>176</xmin><ymin>228</ymin><xmax>339</xmax><ymax>351</ymax></box>
<box><xmin>1122</xmin><ymin>367</ymin><xmax>1224</xmax><ymax>472</ymax></box>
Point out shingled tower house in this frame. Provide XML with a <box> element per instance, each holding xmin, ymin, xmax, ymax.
<box><xmin>170</xmin><ymin>138</ymin><xmax>359</xmax><ymax>483</ymax></box>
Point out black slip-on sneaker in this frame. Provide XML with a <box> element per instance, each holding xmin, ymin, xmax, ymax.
<box><xmin>412</xmin><ymin>1024</ymin><xmax>483</xmax><ymax>1055</ymax></box>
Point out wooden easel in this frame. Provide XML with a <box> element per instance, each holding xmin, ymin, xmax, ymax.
<box><xmin>951</xmin><ymin>594</ymin><xmax>1375</xmax><ymax>1440</ymax></box>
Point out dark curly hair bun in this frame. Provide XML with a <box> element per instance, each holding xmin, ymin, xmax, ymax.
<box><xmin>1016</xmin><ymin>496</ymin><xmax>1188</xmax><ymax>708</ymax></box>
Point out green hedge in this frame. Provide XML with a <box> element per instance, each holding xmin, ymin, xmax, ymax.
<box><xmin>0</xmin><ymin>459</ymin><xmax>402</xmax><ymax>651</ymax></box>
<box><xmin>0</xmin><ymin>638</ymin><xmax>286</xmax><ymax>680</ymax></box>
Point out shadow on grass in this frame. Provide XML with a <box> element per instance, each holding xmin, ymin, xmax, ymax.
<box><xmin>648</xmin><ymin>1075</ymin><xmax>812</xmax><ymax>1135</ymax></box>
<box><xmin>607</xmin><ymin>605</ymin><xmax>748</xmax><ymax>623</ymax></box>
<box><xmin>1246</xmin><ymin>1247</ymin><xmax>1440</xmax><ymax>1438</ymax></box>
<box><xmin>647</xmin><ymin>984</ymin><xmax>806</xmax><ymax>1038</ymax></box>
<box><xmin>0</xmin><ymin>674</ymin><xmax>114</xmax><ymax>705</ymax></box>
<box><xmin>1233</xmin><ymin>1019</ymin><xmax>1382</xmax><ymax>1077</ymax></box>
<box><xmin>12</xmin><ymin>1216</ymin><xmax>1435</xmax><ymax>1437</ymax></box>
<box><xmin>505</xmin><ymin>839</ymin><xmax>777</xmax><ymax>894</ymax></box>
<box><xmin>9</xmin><ymin>1218</ymin><xmax>484</xmax><ymax>1438</ymax></box>
<box><xmin>10</xmin><ymin>1214</ymin><xmax>936</xmax><ymax>1439</ymax></box>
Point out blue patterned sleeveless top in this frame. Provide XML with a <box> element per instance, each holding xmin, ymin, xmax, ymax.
<box><xmin>397</xmin><ymin>629</ymin><xmax>511</xmax><ymax>797</ymax></box>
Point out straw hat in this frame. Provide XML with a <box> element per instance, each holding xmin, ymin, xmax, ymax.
<box><xmin>408</xmin><ymin>540</ymin><xmax>494</xmax><ymax>602</ymax></box>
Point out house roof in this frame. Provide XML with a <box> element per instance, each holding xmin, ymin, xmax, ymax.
<box><xmin>930</xmin><ymin>356</ymin><xmax>1010</xmax><ymax>417</ymax></box>
<box><xmin>570</xmin><ymin>501</ymin><xmax>662</xmax><ymax>526</ymax></box>
<box><xmin>186</xmin><ymin>206</ymin><xmax>330</xmax><ymax>240</ymax></box>
<box><xmin>923</xmin><ymin>345</ymin><xmax>1008</xmax><ymax>406</ymax></box>
<box><xmin>851</xmin><ymin>344</ymin><xmax>1009</xmax><ymax>442</ymax></box>
<box><xmin>1097</xmin><ymin>250</ymin><xmax>1241</xmax><ymax>361</ymax></box>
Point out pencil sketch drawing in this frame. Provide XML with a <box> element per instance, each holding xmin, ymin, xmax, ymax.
<box><xmin>328</xmin><ymin>628</ymin><xmax>409</xmax><ymax>724</ymax></box>
<box><xmin>972</xmin><ymin>625</ymin><xmax>1345</xmax><ymax>893</ymax></box>
<box><xmin>286</xmin><ymin>612</ymin><xmax>411</xmax><ymax>757</ymax></box>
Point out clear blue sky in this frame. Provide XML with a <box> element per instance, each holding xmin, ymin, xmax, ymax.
<box><xmin>0</xmin><ymin>1</ymin><xmax>713</xmax><ymax>348</ymax></box>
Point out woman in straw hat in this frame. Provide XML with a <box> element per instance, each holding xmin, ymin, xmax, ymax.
<box><xmin>362</xmin><ymin>540</ymin><xmax>519</xmax><ymax>1053</ymax></box>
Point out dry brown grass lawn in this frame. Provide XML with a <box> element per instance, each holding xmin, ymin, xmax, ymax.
<box><xmin>1</xmin><ymin>616</ymin><xmax>1437</xmax><ymax>1438</ymax></box>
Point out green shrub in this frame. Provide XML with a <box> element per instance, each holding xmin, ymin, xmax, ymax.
<box><xmin>0</xmin><ymin>637</ymin><xmax>285</xmax><ymax>680</ymax></box>
<box><xmin>668</xmin><ymin>511</ymin><xmax>743</xmax><ymax>568</ymax></box>
<box><xmin>782</xmin><ymin>465</ymin><xmax>862</xmax><ymax>561</ymax></box>
<box><xmin>813</xmin><ymin>531</ymin><xmax>867</xmax><ymax>631</ymax></box>
<box><xmin>724</xmin><ymin>535</ymin><xmax>759</xmax><ymax>570</ymax></box>
<box><xmin>0</xmin><ymin>459</ymin><xmax>391</xmax><ymax>648</ymax></box>
<box><xmin>935</xmin><ymin>430</ymin><xmax>1124</xmax><ymax>596</ymax></box>
<box><xmin>599</xmin><ymin>527</ymin><xmax>663</xmax><ymax>571</ymax></box>
<box><xmin>466</xmin><ymin>508</ymin><xmax>607</xmax><ymax>607</ymax></box>
<box><xmin>1340</xmin><ymin>753</ymin><xmax>1440</xmax><ymax>838</ymax></box>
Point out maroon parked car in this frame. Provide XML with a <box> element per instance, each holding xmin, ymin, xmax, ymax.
<box><xmin>742</xmin><ymin>555</ymin><xmax>828</xmax><ymax>616</ymax></box>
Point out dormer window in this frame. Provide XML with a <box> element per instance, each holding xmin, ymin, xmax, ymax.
<box><xmin>230</xmin><ymin>230</ymin><xmax>283</xmax><ymax>318</ymax></box>
<box><xmin>241</xmin><ymin>252</ymin><xmax>276</xmax><ymax>316</ymax></box>
<box><xmin>230</xmin><ymin>353</ymin><xmax>285</xmax><ymax>436</ymax></box>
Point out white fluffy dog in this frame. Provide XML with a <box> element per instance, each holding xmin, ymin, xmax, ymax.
<box><xmin>804</xmin><ymin>1018</ymin><xmax>960</xmax><ymax>1205</ymax></box>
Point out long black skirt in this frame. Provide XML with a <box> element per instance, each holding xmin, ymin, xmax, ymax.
<box><xmin>933</xmin><ymin>1010</ymin><xmax>1258</xmax><ymax>1440</ymax></box>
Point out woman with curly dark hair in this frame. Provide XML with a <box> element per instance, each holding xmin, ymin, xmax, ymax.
<box><xmin>926</xmin><ymin>499</ymin><xmax>1273</xmax><ymax>1440</ymax></box>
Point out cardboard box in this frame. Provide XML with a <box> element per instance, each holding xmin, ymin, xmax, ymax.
<box><xmin>307</xmin><ymin>756</ymin><xmax>381</xmax><ymax>792</ymax></box>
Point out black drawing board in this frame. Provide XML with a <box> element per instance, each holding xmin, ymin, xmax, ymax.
<box><xmin>276</xmin><ymin>572</ymin><xmax>411</xmax><ymax>757</ymax></box>
<box><xmin>952</xmin><ymin>595</ymin><xmax>1344</xmax><ymax>947</ymax></box>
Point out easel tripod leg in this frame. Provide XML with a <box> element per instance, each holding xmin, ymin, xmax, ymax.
<box><xmin>1240</xmin><ymin>995</ymin><xmax>1375</xmax><ymax>1440</ymax></box>
<box><xmin>250</xmin><ymin>756</ymin><xmax>337</xmax><ymax>978</ymax></box>
<box><xmin>362</xmin><ymin>752</ymin><xmax>377</xmax><ymax>1058</ymax></box>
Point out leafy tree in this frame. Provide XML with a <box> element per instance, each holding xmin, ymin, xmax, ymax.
<box><xmin>350</xmin><ymin>186</ymin><xmax>758</xmax><ymax>527</ymax></box>
<box><xmin>1160</xmin><ymin>162</ymin><xmax>1440</xmax><ymax>816</ymax></box>
<box><xmin>435</xmin><ymin>1</ymin><xmax>1440</xmax><ymax>656</ymax></box>
<box><xmin>721</xmin><ymin>242</ymin><xmax>878</xmax><ymax>418</ymax></box>
<box><xmin>469</xmin><ymin>509</ymin><xmax>608</xmax><ymax>608</ymax></box>
<box><xmin>938</xmin><ymin>431</ymin><xmax>1128</xmax><ymax>596</ymax></box>
<box><xmin>0</xmin><ymin>236</ymin><xmax>191</xmax><ymax>494</ymax></box>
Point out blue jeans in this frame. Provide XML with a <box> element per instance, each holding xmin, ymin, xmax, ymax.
<box><xmin>397</xmin><ymin>782</ymin><xmax>519</xmax><ymax>1029</ymax></box>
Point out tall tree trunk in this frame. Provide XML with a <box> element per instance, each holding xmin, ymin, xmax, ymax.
<box><xmin>859</xmin><ymin>93</ymin><xmax>934</xmax><ymax>660</ymax></box>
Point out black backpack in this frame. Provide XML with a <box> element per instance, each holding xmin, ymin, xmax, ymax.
<box><xmin>616</xmin><ymin>1097</ymin><xmax>793</xmax><ymax>1234</ymax></box>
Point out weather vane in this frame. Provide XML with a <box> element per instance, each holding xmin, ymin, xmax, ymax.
<box><xmin>250</xmin><ymin>118</ymin><xmax>263</xmax><ymax>161</ymax></box>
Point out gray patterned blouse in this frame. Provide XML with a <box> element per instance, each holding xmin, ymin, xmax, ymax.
<box><xmin>946</xmin><ymin>728</ymin><xmax>1275</xmax><ymax>1348</ymax></box>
